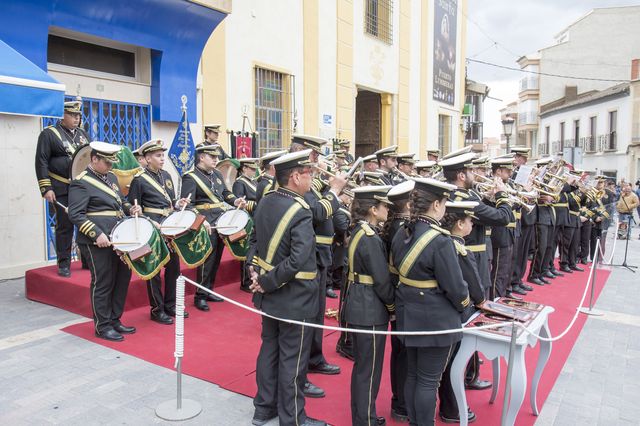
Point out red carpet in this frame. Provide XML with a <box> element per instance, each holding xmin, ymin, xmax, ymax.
<box><xmin>25</xmin><ymin>251</ymin><xmax>239</xmax><ymax>318</ymax></box>
<box><xmin>59</xmin><ymin>258</ymin><xmax>611</xmax><ymax>426</ymax></box>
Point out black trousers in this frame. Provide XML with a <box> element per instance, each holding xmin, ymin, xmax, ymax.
<box><xmin>308</xmin><ymin>265</ymin><xmax>328</xmax><ymax>367</ymax></box>
<box><xmin>579</xmin><ymin>221</ymin><xmax>592</xmax><ymax>261</ymax></box>
<box><xmin>529</xmin><ymin>224</ymin><xmax>551</xmax><ymax>279</ymax></box>
<box><xmin>405</xmin><ymin>345</ymin><xmax>455</xmax><ymax>426</ymax></box>
<box><xmin>568</xmin><ymin>225</ymin><xmax>581</xmax><ymax>267</ymax></box>
<box><xmin>590</xmin><ymin>226</ymin><xmax>606</xmax><ymax>260</ymax></box>
<box><xmin>560</xmin><ymin>226</ymin><xmax>577</xmax><ymax>268</ymax></box>
<box><xmin>543</xmin><ymin>225</ymin><xmax>558</xmax><ymax>274</ymax></box>
<box><xmin>490</xmin><ymin>244</ymin><xmax>513</xmax><ymax>299</ymax></box>
<box><xmin>438</xmin><ymin>341</ymin><xmax>461</xmax><ymax>418</ymax></box>
<box><xmin>390</xmin><ymin>320</ymin><xmax>407</xmax><ymax>414</ymax></box>
<box><xmin>351</xmin><ymin>324</ymin><xmax>387</xmax><ymax>426</ymax></box>
<box><xmin>52</xmin><ymin>194</ymin><xmax>74</xmax><ymax>268</ymax></box>
<box><xmin>337</xmin><ymin>281</ymin><xmax>353</xmax><ymax>358</ymax></box>
<box><xmin>254</xmin><ymin>317</ymin><xmax>312</xmax><ymax>426</ymax></box>
<box><xmin>470</xmin><ymin>250</ymin><xmax>490</xmax><ymax>299</ymax></box>
<box><xmin>330</xmin><ymin>243</ymin><xmax>347</xmax><ymax>291</ymax></box>
<box><xmin>195</xmin><ymin>232</ymin><xmax>224</xmax><ymax>301</ymax></box>
<box><xmin>147</xmin><ymin>251</ymin><xmax>179</xmax><ymax>314</ymax></box>
<box><xmin>548</xmin><ymin>225</ymin><xmax>561</xmax><ymax>271</ymax></box>
<box><xmin>512</xmin><ymin>225</ymin><xmax>535</xmax><ymax>286</ymax></box>
<box><xmin>240</xmin><ymin>261</ymin><xmax>251</xmax><ymax>289</ymax></box>
<box><xmin>82</xmin><ymin>244</ymin><xmax>131</xmax><ymax>334</ymax></box>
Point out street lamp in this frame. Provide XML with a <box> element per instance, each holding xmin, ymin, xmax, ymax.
<box><xmin>501</xmin><ymin>116</ymin><xmax>515</xmax><ymax>153</ymax></box>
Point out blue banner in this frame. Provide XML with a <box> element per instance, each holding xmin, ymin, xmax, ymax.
<box><xmin>168</xmin><ymin>109</ymin><xmax>195</xmax><ymax>175</ymax></box>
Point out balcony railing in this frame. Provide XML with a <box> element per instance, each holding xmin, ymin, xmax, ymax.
<box><xmin>538</xmin><ymin>142</ymin><xmax>549</xmax><ymax>156</ymax></box>
<box><xmin>602</xmin><ymin>132</ymin><xmax>617</xmax><ymax>151</ymax></box>
<box><xmin>633</xmin><ymin>123</ymin><xmax>640</xmax><ymax>144</ymax></box>
<box><xmin>519</xmin><ymin>77</ymin><xmax>539</xmax><ymax>92</ymax></box>
<box><xmin>581</xmin><ymin>136</ymin><xmax>597</xmax><ymax>153</ymax></box>
<box><xmin>518</xmin><ymin>111</ymin><xmax>538</xmax><ymax>125</ymax></box>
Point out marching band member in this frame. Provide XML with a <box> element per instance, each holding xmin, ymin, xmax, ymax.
<box><xmin>590</xmin><ymin>176</ymin><xmax>613</xmax><ymax>260</ymax></box>
<box><xmin>255</xmin><ymin>150</ymin><xmax>287</xmax><ymax>204</ymax></box>
<box><xmin>247</xmin><ymin>149</ymin><xmax>327</xmax><ymax>426</ymax></box>
<box><xmin>203</xmin><ymin>124</ymin><xmax>229</xmax><ymax>159</ymax></box>
<box><xmin>181</xmin><ymin>143</ymin><xmax>247</xmax><ymax>312</ymax></box>
<box><xmin>438</xmin><ymin>200</ymin><xmax>486</xmax><ymax>424</ymax></box>
<box><xmin>337</xmin><ymin>139</ymin><xmax>355</xmax><ymax>164</ymax></box>
<box><xmin>562</xmin><ymin>171</ymin><xmax>585</xmax><ymax>272</ymax></box>
<box><xmin>329</xmin><ymin>193</ymin><xmax>351</xmax><ymax>299</ymax></box>
<box><xmin>415</xmin><ymin>160</ymin><xmax>437</xmax><ymax>178</ymax></box>
<box><xmin>132</xmin><ymin>146</ymin><xmax>148</xmax><ymax>168</ymax></box>
<box><xmin>390</xmin><ymin>178</ymin><xmax>470</xmax><ymax>426</ymax></box>
<box><xmin>383</xmin><ymin>180</ymin><xmax>414</xmax><ymax>423</ymax></box>
<box><xmin>426</xmin><ymin>149</ymin><xmax>440</xmax><ymax>162</ymax></box>
<box><xmin>374</xmin><ymin>145</ymin><xmax>399</xmax><ymax>185</ymax></box>
<box><xmin>396</xmin><ymin>153</ymin><xmax>416</xmax><ymax>180</ymax></box>
<box><xmin>578</xmin><ymin>174</ymin><xmax>596</xmax><ymax>264</ymax></box>
<box><xmin>363</xmin><ymin>154</ymin><xmax>379</xmax><ymax>172</ymax></box>
<box><xmin>127</xmin><ymin>139</ymin><xmax>189</xmax><ymax>324</ymax></box>
<box><xmin>68</xmin><ymin>142</ymin><xmax>141</xmax><ymax>341</ymax></box>
<box><xmin>233</xmin><ymin>157</ymin><xmax>260</xmax><ymax>292</ymax></box>
<box><xmin>344</xmin><ymin>185</ymin><xmax>395</xmax><ymax>426</ymax></box>
<box><xmin>333</xmin><ymin>150</ymin><xmax>348</xmax><ymax>169</ymax></box>
<box><xmin>35</xmin><ymin>99</ymin><xmax>91</xmax><ymax>277</ymax></box>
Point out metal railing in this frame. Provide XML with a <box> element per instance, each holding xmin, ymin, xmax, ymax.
<box><xmin>581</xmin><ymin>136</ymin><xmax>597</xmax><ymax>153</ymax></box>
<box><xmin>538</xmin><ymin>142</ymin><xmax>549</xmax><ymax>156</ymax></box>
<box><xmin>602</xmin><ymin>132</ymin><xmax>617</xmax><ymax>151</ymax></box>
<box><xmin>364</xmin><ymin>0</ymin><xmax>393</xmax><ymax>44</ymax></box>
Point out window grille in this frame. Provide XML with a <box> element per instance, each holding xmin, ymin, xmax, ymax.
<box><xmin>254</xmin><ymin>67</ymin><xmax>294</xmax><ymax>157</ymax></box>
<box><xmin>365</xmin><ymin>0</ymin><xmax>393</xmax><ymax>44</ymax></box>
<box><xmin>42</xmin><ymin>96</ymin><xmax>151</xmax><ymax>261</ymax></box>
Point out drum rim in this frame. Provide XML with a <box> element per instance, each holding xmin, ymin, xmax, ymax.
<box><xmin>215</xmin><ymin>209</ymin><xmax>250</xmax><ymax>236</ymax></box>
<box><xmin>160</xmin><ymin>210</ymin><xmax>198</xmax><ymax>237</ymax></box>
<box><xmin>110</xmin><ymin>216</ymin><xmax>155</xmax><ymax>252</ymax></box>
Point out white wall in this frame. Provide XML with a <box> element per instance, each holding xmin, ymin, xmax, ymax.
<box><xmin>539</xmin><ymin>93</ymin><xmax>631</xmax><ymax>178</ymax></box>
<box><xmin>407</xmin><ymin>0</ymin><xmax>422</xmax><ymax>154</ymax></box>
<box><xmin>317</xmin><ymin>0</ymin><xmax>338</xmax><ymax>140</ymax></box>
<box><xmin>223</xmin><ymin>0</ymin><xmax>304</xmax><ymax>133</ymax></box>
<box><xmin>0</xmin><ymin>115</ymin><xmax>49</xmax><ymax>278</ymax></box>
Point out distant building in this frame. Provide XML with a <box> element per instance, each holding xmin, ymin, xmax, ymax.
<box><xmin>464</xmin><ymin>79</ymin><xmax>490</xmax><ymax>151</ymax></box>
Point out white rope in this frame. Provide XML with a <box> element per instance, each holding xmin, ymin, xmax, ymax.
<box><xmin>173</xmin><ymin>276</ymin><xmax>186</xmax><ymax>366</ymax></box>
<box><xmin>600</xmin><ymin>218</ymin><xmax>618</xmax><ymax>265</ymax></box>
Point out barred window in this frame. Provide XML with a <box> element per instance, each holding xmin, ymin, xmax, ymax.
<box><xmin>254</xmin><ymin>67</ymin><xmax>294</xmax><ymax>157</ymax></box>
<box><xmin>365</xmin><ymin>0</ymin><xmax>393</xmax><ymax>44</ymax></box>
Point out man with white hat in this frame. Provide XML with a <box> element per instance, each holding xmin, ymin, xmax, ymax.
<box><xmin>68</xmin><ymin>142</ymin><xmax>142</xmax><ymax>341</ymax></box>
<box><xmin>203</xmin><ymin>124</ymin><xmax>229</xmax><ymax>160</ymax></box>
<box><xmin>255</xmin><ymin>150</ymin><xmax>287</xmax><ymax>204</ymax></box>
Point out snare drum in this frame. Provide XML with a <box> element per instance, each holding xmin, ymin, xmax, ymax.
<box><xmin>215</xmin><ymin>209</ymin><xmax>254</xmax><ymax>260</ymax></box>
<box><xmin>160</xmin><ymin>210</ymin><xmax>205</xmax><ymax>238</ymax></box>
<box><xmin>110</xmin><ymin>216</ymin><xmax>170</xmax><ymax>280</ymax></box>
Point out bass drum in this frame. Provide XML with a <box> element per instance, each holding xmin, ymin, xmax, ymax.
<box><xmin>216</xmin><ymin>158</ymin><xmax>239</xmax><ymax>192</ymax></box>
<box><xmin>69</xmin><ymin>144</ymin><xmax>92</xmax><ymax>180</ymax></box>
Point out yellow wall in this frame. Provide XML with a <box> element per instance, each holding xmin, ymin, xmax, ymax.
<box><xmin>381</xmin><ymin>93</ymin><xmax>393</xmax><ymax>148</ymax></box>
<box><xmin>201</xmin><ymin>21</ymin><xmax>228</xmax><ymax>149</ymax></box>
<box><xmin>303</xmin><ymin>0</ymin><xmax>319</xmax><ymax>135</ymax></box>
<box><xmin>397</xmin><ymin>0</ymin><xmax>411</xmax><ymax>152</ymax></box>
<box><xmin>419</xmin><ymin>0</ymin><xmax>430</xmax><ymax>158</ymax></box>
<box><xmin>336</xmin><ymin>0</ymin><xmax>354</xmax><ymax>140</ymax></box>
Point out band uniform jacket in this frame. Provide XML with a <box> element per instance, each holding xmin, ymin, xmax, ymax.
<box><xmin>452</xmin><ymin>235</ymin><xmax>485</xmax><ymax>322</ymax></box>
<box><xmin>451</xmin><ymin>188</ymin><xmax>513</xmax><ymax>248</ymax></box>
<box><xmin>331</xmin><ymin>202</ymin><xmax>350</xmax><ymax>267</ymax></box>
<box><xmin>304</xmin><ymin>178</ymin><xmax>340</xmax><ymax>268</ymax></box>
<box><xmin>566</xmin><ymin>187</ymin><xmax>582</xmax><ymax>228</ymax></box>
<box><xmin>382</xmin><ymin>214</ymin><xmax>411</xmax><ymax>255</ymax></box>
<box><xmin>536</xmin><ymin>198</ymin><xmax>556</xmax><ymax>227</ymax></box>
<box><xmin>390</xmin><ymin>219</ymin><xmax>470</xmax><ymax>347</ymax></box>
<box><xmin>343</xmin><ymin>222</ymin><xmax>395</xmax><ymax>327</ymax></box>
<box><xmin>232</xmin><ymin>175</ymin><xmax>258</xmax><ymax>214</ymax></box>
<box><xmin>68</xmin><ymin>168</ymin><xmax>133</xmax><ymax>244</ymax></box>
<box><xmin>485</xmin><ymin>197</ymin><xmax>516</xmax><ymax>249</ymax></box>
<box><xmin>255</xmin><ymin>174</ymin><xmax>276</xmax><ymax>204</ymax></box>
<box><xmin>247</xmin><ymin>188</ymin><xmax>319</xmax><ymax>320</ymax></box>
<box><xmin>127</xmin><ymin>168</ymin><xmax>176</xmax><ymax>223</ymax></box>
<box><xmin>35</xmin><ymin>123</ymin><xmax>91</xmax><ymax>196</ymax></box>
<box><xmin>181</xmin><ymin>166</ymin><xmax>237</xmax><ymax>224</ymax></box>
<box><xmin>553</xmin><ymin>184</ymin><xmax>572</xmax><ymax>227</ymax></box>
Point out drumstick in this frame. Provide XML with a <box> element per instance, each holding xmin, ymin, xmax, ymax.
<box><xmin>133</xmin><ymin>199</ymin><xmax>139</xmax><ymax>241</ymax></box>
<box><xmin>55</xmin><ymin>201</ymin><xmax>68</xmax><ymax>213</ymax></box>
<box><xmin>178</xmin><ymin>193</ymin><xmax>192</xmax><ymax>222</ymax></box>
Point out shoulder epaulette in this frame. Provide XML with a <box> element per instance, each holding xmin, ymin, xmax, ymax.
<box><xmin>454</xmin><ymin>190</ymin><xmax>469</xmax><ymax>199</ymax></box>
<box><xmin>430</xmin><ymin>224</ymin><xmax>450</xmax><ymax>236</ymax></box>
<box><xmin>294</xmin><ymin>197</ymin><xmax>310</xmax><ymax>209</ymax></box>
<box><xmin>338</xmin><ymin>207</ymin><xmax>351</xmax><ymax>217</ymax></box>
<box><xmin>361</xmin><ymin>223</ymin><xmax>375</xmax><ymax>236</ymax></box>
<box><xmin>453</xmin><ymin>239</ymin><xmax>467</xmax><ymax>256</ymax></box>
<box><xmin>77</xmin><ymin>171</ymin><xmax>88</xmax><ymax>179</ymax></box>
<box><xmin>134</xmin><ymin>169</ymin><xmax>145</xmax><ymax>177</ymax></box>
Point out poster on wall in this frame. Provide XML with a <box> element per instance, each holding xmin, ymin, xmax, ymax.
<box><xmin>433</xmin><ymin>0</ymin><xmax>457</xmax><ymax>106</ymax></box>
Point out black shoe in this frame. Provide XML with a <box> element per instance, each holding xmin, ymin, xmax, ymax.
<box><xmin>303</xmin><ymin>381</ymin><xmax>325</xmax><ymax>398</ymax></box>
<box><xmin>570</xmin><ymin>265</ymin><xmax>585</xmax><ymax>272</ymax></box>
<box><xmin>308</xmin><ymin>362</ymin><xmax>341</xmax><ymax>375</ymax></box>
<box><xmin>440</xmin><ymin>409</ymin><xmax>477</xmax><ymax>423</ymax></box>
<box><xmin>465</xmin><ymin>379</ymin><xmax>492</xmax><ymax>390</ymax></box>
<box><xmin>519</xmin><ymin>283</ymin><xmax>533</xmax><ymax>291</ymax></box>
<box><xmin>336</xmin><ymin>344</ymin><xmax>354</xmax><ymax>361</ymax></box>
<box><xmin>57</xmin><ymin>266</ymin><xmax>71</xmax><ymax>277</ymax></box>
<box><xmin>540</xmin><ymin>276</ymin><xmax>551</xmax><ymax>284</ymax></box>
<box><xmin>326</xmin><ymin>288</ymin><xmax>338</xmax><ymax>299</ymax></box>
<box><xmin>300</xmin><ymin>417</ymin><xmax>327</xmax><ymax>426</ymax></box>
<box><xmin>113</xmin><ymin>324</ymin><xmax>136</xmax><ymax>334</ymax></box>
<box><xmin>96</xmin><ymin>328</ymin><xmax>123</xmax><ymax>342</ymax></box>
<box><xmin>527</xmin><ymin>277</ymin><xmax>545</xmax><ymax>286</ymax></box>
<box><xmin>511</xmin><ymin>286</ymin><xmax>527</xmax><ymax>295</ymax></box>
<box><xmin>195</xmin><ymin>299</ymin><xmax>210</xmax><ymax>311</ymax></box>
<box><xmin>560</xmin><ymin>266</ymin><xmax>573</xmax><ymax>273</ymax></box>
<box><xmin>506</xmin><ymin>291</ymin><xmax>523</xmax><ymax>300</ymax></box>
<box><xmin>375</xmin><ymin>417</ymin><xmax>386</xmax><ymax>425</ymax></box>
<box><xmin>166</xmin><ymin>308</ymin><xmax>189</xmax><ymax>318</ymax></box>
<box><xmin>206</xmin><ymin>294</ymin><xmax>224</xmax><ymax>302</ymax></box>
<box><xmin>251</xmin><ymin>413</ymin><xmax>277</xmax><ymax>426</ymax></box>
<box><xmin>151</xmin><ymin>311</ymin><xmax>174</xmax><ymax>325</ymax></box>
<box><xmin>391</xmin><ymin>408</ymin><xmax>409</xmax><ymax>423</ymax></box>
<box><xmin>550</xmin><ymin>268</ymin><xmax>564</xmax><ymax>277</ymax></box>
<box><xmin>240</xmin><ymin>285</ymin><xmax>253</xmax><ymax>294</ymax></box>
<box><xmin>579</xmin><ymin>258</ymin><xmax>589</xmax><ymax>265</ymax></box>
<box><xmin>544</xmin><ymin>271</ymin><xmax>557</xmax><ymax>279</ymax></box>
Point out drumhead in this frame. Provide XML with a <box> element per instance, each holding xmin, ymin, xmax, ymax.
<box><xmin>215</xmin><ymin>209</ymin><xmax>249</xmax><ymax>236</ymax></box>
<box><xmin>70</xmin><ymin>145</ymin><xmax>92</xmax><ymax>180</ymax></box>
<box><xmin>110</xmin><ymin>217</ymin><xmax>155</xmax><ymax>252</ymax></box>
<box><xmin>161</xmin><ymin>210</ymin><xmax>197</xmax><ymax>236</ymax></box>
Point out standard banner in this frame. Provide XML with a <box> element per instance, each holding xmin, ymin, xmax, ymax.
<box><xmin>433</xmin><ymin>0</ymin><xmax>458</xmax><ymax>106</ymax></box>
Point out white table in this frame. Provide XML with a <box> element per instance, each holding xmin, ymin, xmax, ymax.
<box><xmin>450</xmin><ymin>306</ymin><xmax>554</xmax><ymax>426</ymax></box>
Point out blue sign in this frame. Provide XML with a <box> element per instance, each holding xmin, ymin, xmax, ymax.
<box><xmin>168</xmin><ymin>109</ymin><xmax>195</xmax><ymax>175</ymax></box>
<box><xmin>323</xmin><ymin>114</ymin><xmax>332</xmax><ymax>125</ymax></box>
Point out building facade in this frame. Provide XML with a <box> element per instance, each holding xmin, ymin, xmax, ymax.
<box><xmin>200</xmin><ymin>0</ymin><xmax>469</xmax><ymax>160</ymax></box>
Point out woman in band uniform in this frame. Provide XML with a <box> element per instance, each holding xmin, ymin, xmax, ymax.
<box><xmin>390</xmin><ymin>178</ymin><xmax>470</xmax><ymax>426</ymax></box>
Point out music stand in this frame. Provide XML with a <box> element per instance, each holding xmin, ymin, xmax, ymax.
<box><xmin>609</xmin><ymin>197</ymin><xmax>637</xmax><ymax>273</ymax></box>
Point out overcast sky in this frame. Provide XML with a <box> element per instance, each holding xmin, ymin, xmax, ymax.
<box><xmin>465</xmin><ymin>0</ymin><xmax>640</xmax><ymax>138</ymax></box>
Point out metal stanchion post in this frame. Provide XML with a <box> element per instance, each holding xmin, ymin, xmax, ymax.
<box><xmin>501</xmin><ymin>319</ymin><xmax>518</xmax><ymax>426</ymax></box>
<box><xmin>156</xmin><ymin>275</ymin><xmax>202</xmax><ymax>420</ymax></box>
<box><xmin>579</xmin><ymin>240</ymin><xmax>604</xmax><ymax>316</ymax></box>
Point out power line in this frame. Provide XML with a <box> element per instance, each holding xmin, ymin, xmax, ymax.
<box><xmin>463</xmin><ymin>10</ymin><xmax>521</xmax><ymax>59</ymax></box>
<box><xmin>467</xmin><ymin>58</ymin><xmax>630</xmax><ymax>83</ymax></box>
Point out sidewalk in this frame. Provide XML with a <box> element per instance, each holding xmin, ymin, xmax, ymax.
<box><xmin>1</xmin><ymin>230</ymin><xmax>638</xmax><ymax>425</ymax></box>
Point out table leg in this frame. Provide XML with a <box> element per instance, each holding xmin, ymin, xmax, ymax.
<box><xmin>505</xmin><ymin>347</ymin><xmax>527</xmax><ymax>426</ymax></box>
<box><xmin>451</xmin><ymin>337</ymin><xmax>475</xmax><ymax>426</ymax></box>
<box><xmin>530</xmin><ymin>320</ymin><xmax>552</xmax><ymax>415</ymax></box>
<box><xmin>489</xmin><ymin>357</ymin><xmax>500</xmax><ymax>403</ymax></box>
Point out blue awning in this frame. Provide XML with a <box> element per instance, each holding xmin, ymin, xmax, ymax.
<box><xmin>0</xmin><ymin>39</ymin><xmax>65</xmax><ymax>118</ymax></box>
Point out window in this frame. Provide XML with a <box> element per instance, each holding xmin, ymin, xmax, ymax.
<box><xmin>559</xmin><ymin>122</ymin><xmax>565</xmax><ymax>151</ymax></box>
<box><xmin>574</xmin><ymin>119</ymin><xmax>580</xmax><ymax>147</ymax></box>
<box><xmin>586</xmin><ymin>116</ymin><xmax>597</xmax><ymax>152</ymax></box>
<box><xmin>254</xmin><ymin>67</ymin><xmax>294</xmax><ymax>157</ymax></box>
<box><xmin>438</xmin><ymin>114</ymin><xmax>451</xmax><ymax>154</ymax></box>
<box><xmin>607</xmin><ymin>110</ymin><xmax>618</xmax><ymax>151</ymax></box>
<box><xmin>365</xmin><ymin>0</ymin><xmax>393</xmax><ymax>44</ymax></box>
<box><xmin>48</xmin><ymin>35</ymin><xmax>135</xmax><ymax>78</ymax></box>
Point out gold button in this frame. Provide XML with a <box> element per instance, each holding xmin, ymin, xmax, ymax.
<box><xmin>419</xmin><ymin>291</ymin><xmax>424</xmax><ymax>296</ymax></box>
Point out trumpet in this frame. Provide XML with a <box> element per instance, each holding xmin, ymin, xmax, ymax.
<box><xmin>474</xmin><ymin>181</ymin><xmax>537</xmax><ymax>213</ymax></box>
<box><xmin>392</xmin><ymin>167</ymin><xmax>417</xmax><ymax>180</ymax></box>
<box><xmin>311</xmin><ymin>164</ymin><xmax>359</xmax><ymax>190</ymax></box>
